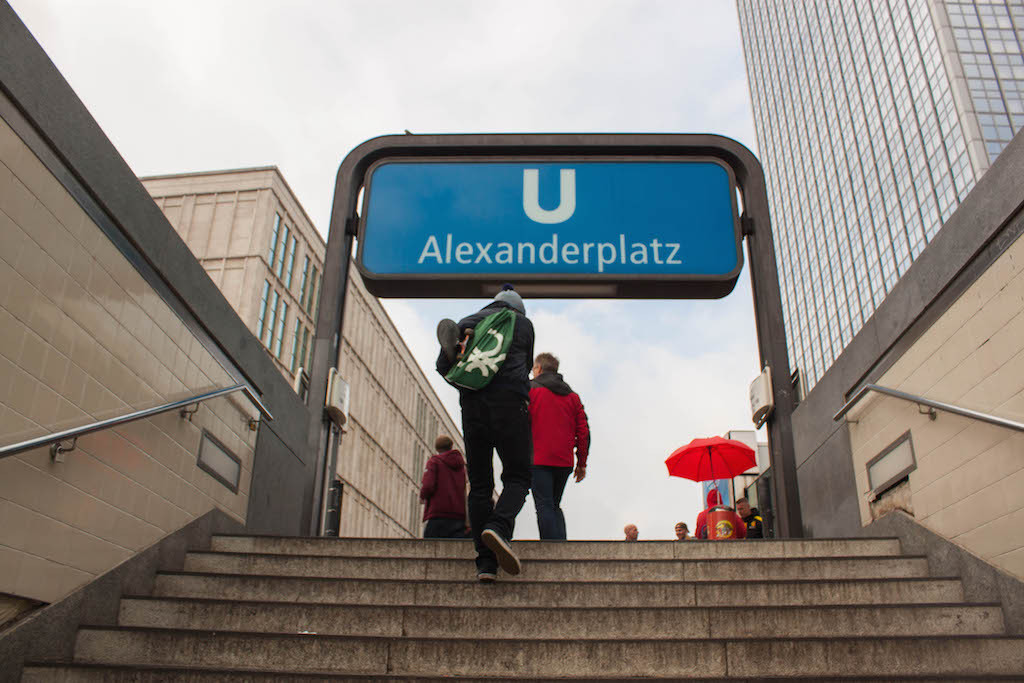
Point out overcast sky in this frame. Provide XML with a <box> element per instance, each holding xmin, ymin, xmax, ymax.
<box><xmin>10</xmin><ymin>0</ymin><xmax>766</xmax><ymax>540</ymax></box>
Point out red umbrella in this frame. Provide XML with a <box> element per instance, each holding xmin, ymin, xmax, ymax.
<box><xmin>665</xmin><ymin>436</ymin><xmax>757</xmax><ymax>482</ymax></box>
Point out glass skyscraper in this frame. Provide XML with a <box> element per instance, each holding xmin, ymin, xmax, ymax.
<box><xmin>737</xmin><ymin>0</ymin><xmax>1024</xmax><ymax>392</ymax></box>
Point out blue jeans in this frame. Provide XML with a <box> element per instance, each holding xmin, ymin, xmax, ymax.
<box><xmin>531</xmin><ymin>465</ymin><xmax>572</xmax><ymax>540</ymax></box>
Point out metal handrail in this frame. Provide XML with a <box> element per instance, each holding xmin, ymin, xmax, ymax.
<box><xmin>0</xmin><ymin>384</ymin><xmax>273</xmax><ymax>460</ymax></box>
<box><xmin>834</xmin><ymin>383</ymin><xmax>1024</xmax><ymax>433</ymax></box>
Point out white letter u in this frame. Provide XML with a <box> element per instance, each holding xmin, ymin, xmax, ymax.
<box><xmin>523</xmin><ymin>169</ymin><xmax>575</xmax><ymax>224</ymax></box>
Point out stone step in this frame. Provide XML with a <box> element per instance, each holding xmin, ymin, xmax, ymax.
<box><xmin>117</xmin><ymin>597</ymin><xmax>1006</xmax><ymax>639</ymax></box>
<box><xmin>183</xmin><ymin>551</ymin><xmax>930</xmax><ymax>582</ymax></box>
<box><xmin>210</xmin><ymin>534</ymin><xmax>903</xmax><ymax>560</ymax></box>
<box><xmin>154</xmin><ymin>572</ymin><xmax>965</xmax><ymax>607</ymax></box>
<box><xmin>23</xmin><ymin>663</ymin><xmax>1024</xmax><ymax>682</ymax></box>
<box><xmin>73</xmin><ymin>628</ymin><xmax>1024</xmax><ymax>678</ymax></box>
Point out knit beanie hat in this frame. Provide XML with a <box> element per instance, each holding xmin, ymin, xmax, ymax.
<box><xmin>493</xmin><ymin>283</ymin><xmax>525</xmax><ymax>314</ymax></box>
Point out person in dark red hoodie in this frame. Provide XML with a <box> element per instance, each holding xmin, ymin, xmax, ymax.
<box><xmin>420</xmin><ymin>435</ymin><xmax>469</xmax><ymax>539</ymax></box>
<box><xmin>528</xmin><ymin>352</ymin><xmax>590</xmax><ymax>540</ymax></box>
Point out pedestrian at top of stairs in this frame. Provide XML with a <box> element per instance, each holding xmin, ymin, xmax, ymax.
<box><xmin>420</xmin><ymin>435</ymin><xmax>470</xmax><ymax>539</ymax></box>
<box><xmin>436</xmin><ymin>284</ymin><xmax>534</xmax><ymax>583</ymax></box>
<box><xmin>736</xmin><ymin>497</ymin><xmax>764</xmax><ymax>539</ymax></box>
<box><xmin>528</xmin><ymin>351</ymin><xmax>590</xmax><ymax>541</ymax></box>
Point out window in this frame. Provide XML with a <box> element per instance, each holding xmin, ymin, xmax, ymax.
<box><xmin>274</xmin><ymin>302</ymin><xmax>289</xmax><ymax>358</ymax></box>
<box><xmin>197</xmin><ymin>430</ymin><xmax>241</xmax><ymax>493</ymax></box>
<box><xmin>290</xmin><ymin>319</ymin><xmax>302</xmax><ymax>372</ymax></box>
<box><xmin>312</xmin><ymin>272</ymin><xmax>323</xmax><ymax>319</ymax></box>
<box><xmin>256</xmin><ymin>280</ymin><xmax>271</xmax><ymax>340</ymax></box>
<box><xmin>264</xmin><ymin>290</ymin><xmax>280</xmax><ymax>347</ymax></box>
<box><xmin>298</xmin><ymin>256</ymin><xmax>311</xmax><ymax>303</ymax></box>
<box><xmin>301</xmin><ymin>327</ymin><xmax>311</xmax><ymax>372</ymax></box>
<box><xmin>267</xmin><ymin>214</ymin><xmax>281</xmax><ymax>266</ymax></box>
<box><xmin>306</xmin><ymin>265</ymin><xmax>319</xmax><ymax>312</ymax></box>
<box><xmin>284</xmin><ymin>236</ymin><xmax>298</xmax><ymax>288</ymax></box>
<box><xmin>276</xmin><ymin>223</ymin><xmax>290</xmax><ymax>277</ymax></box>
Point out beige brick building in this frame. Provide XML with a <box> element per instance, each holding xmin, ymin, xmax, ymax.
<box><xmin>142</xmin><ymin>169</ymin><xmax>324</xmax><ymax>389</ymax></box>
<box><xmin>141</xmin><ymin>169</ymin><xmax>462</xmax><ymax>538</ymax></box>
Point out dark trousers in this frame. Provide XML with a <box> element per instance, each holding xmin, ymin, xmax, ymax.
<box><xmin>531</xmin><ymin>465</ymin><xmax>572</xmax><ymax>540</ymax></box>
<box><xmin>460</xmin><ymin>392</ymin><xmax>533</xmax><ymax>571</ymax></box>
<box><xmin>424</xmin><ymin>518</ymin><xmax>469</xmax><ymax>539</ymax></box>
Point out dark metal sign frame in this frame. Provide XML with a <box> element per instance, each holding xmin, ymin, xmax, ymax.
<box><xmin>307</xmin><ymin>133</ymin><xmax>804</xmax><ymax>538</ymax></box>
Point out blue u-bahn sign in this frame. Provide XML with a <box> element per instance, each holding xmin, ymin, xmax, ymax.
<box><xmin>356</xmin><ymin>157</ymin><xmax>742</xmax><ymax>298</ymax></box>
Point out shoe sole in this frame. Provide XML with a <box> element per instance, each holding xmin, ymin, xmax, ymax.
<box><xmin>477</xmin><ymin>572</ymin><xmax>497</xmax><ymax>583</ymax></box>
<box><xmin>481</xmin><ymin>529</ymin><xmax>521</xmax><ymax>575</ymax></box>
<box><xmin>436</xmin><ymin>319</ymin><xmax>459</xmax><ymax>363</ymax></box>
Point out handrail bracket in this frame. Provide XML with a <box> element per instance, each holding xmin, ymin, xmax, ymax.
<box><xmin>50</xmin><ymin>437</ymin><xmax>77</xmax><ymax>463</ymax></box>
<box><xmin>180</xmin><ymin>403</ymin><xmax>200</xmax><ymax>421</ymax></box>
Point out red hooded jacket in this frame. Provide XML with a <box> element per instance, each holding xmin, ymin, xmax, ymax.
<box><xmin>529</xmin><ymin>372</ymin><xmax>590</xmax><ymax>468</ymax></box>
<box><xmin>695</xmin><ymin>489</ymin><xmax>746</xmax><ymax>539</ymax></box>
<box><xmin>420</xmin><ymin>449</ymin><xmax>467</xmax><ymax>521</ymax></box>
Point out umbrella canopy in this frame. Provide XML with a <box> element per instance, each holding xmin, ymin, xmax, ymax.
<box><xmin>665</xmin><ymin>436</ymin><xmax>757</xmax><ymax>482</ymax></box>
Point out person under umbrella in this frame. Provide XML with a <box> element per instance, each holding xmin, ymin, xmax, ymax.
<box><xmin>695</xmin><ymin>488</ymin><xmax>746</xmax><ymax>540</ymax></box>
<box><xmin>666</xmin><ymin>436</ymin><xmax>758</xmax><ymax>540</ymax></box>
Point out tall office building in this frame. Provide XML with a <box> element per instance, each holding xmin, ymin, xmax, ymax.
<box><xmin>142</xmin><ymin>169</ymin><xmax>462</xmax><ymax>537</ymax></box>
<box><xmin>737</xmin><ymin>0</ymin><xmax>1024</xmax><ymax>392</ymax></box>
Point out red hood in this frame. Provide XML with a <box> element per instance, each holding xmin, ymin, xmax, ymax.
<box><xmin>437</xmin><ymin>449</ymin><xmax>465</xmax><ymax>471</ymax></box>
<box><xmin>706</xmin><ymin>488</ymin><xmax>722</xmax><ymax>508</ymax></box>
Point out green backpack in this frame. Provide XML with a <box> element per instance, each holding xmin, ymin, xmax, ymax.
<box><xmin>444</xmin><ymin>309</ymin><xmax>516</xmax><ymax>390</ymax></box>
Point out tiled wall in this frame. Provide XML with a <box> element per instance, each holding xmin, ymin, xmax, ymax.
<box><xmin>335</xmin><ymin>271</ymin><xmax>463</xmax><ymax>538</ymax></box>
<box><xmin>846</xmin><ymin>229</ymin><xmax>1024</xmax><ymax>579</ymax></box>
<box><xmin>0</xmin><ymin>114</ymin><xmax>257</xmax><ymax>603</ymax></box>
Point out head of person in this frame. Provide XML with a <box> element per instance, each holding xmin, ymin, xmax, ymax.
<box><xmin>736</xmin><ymin>497</ymin><xmax>752</xmax><ymax>518</ymax></box>
<box><xmin>623</xmin><ymin>524</ymin><xmax>639</xmax><ymax>541</ymax></box>
<box><xmin>493</xmin><ymin>283</ymin><xmax>525</xmax><ymax>314</ymax></box>
<box><xmin>434</xmin><ymin>435</ymin><xmax>454</xmax><ymax>454</ymax></box>
<box><xmin>532</xmin><ymin>352</ymin><xmax>559</xmax><ymax>378</ymax></box>
<box><xmin>674</xmin><ymin>522</ymin><xmax>689</xmax><ymax>540</ymax></box>
<box><xmin>706</xmin><ymin>488</ymin><xmax>723</xmax><ymax>509</ymax></box>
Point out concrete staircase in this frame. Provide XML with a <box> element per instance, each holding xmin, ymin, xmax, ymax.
<box><xmin>22</xmin><ymin>535</ymin><xmax>1024</xmax><ymax>680</ymax></box>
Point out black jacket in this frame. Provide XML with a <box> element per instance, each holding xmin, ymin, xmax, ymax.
<box><xmin>742</xmin><ymin>507</ymin><xmax>765</xmax><ymax>539</ymax></box>
<box><xmin>436</xmin><ymin>301</ymin><xmax>535</xmax><ymax>399</ymax></box>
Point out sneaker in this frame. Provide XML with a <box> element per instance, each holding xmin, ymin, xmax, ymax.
<box><xmin>437</xmin><ymin>319</ymin><xmax>460</xmax><ymax>364</ymax></box>
<box><xmin>481</xmin><ymin>528</ymin><xmax>521</xmax><ymax>576</ymax></box>
<box><xmin>477</xmin><ymin>571</ymin><xmax>497</xmax><ymax>583</ymax></box>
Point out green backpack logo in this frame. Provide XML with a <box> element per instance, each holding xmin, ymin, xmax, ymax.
<box><xmin>444</xmin><ymin>309</ymin><xmax>515</xmax><ymax>390</ymax></box>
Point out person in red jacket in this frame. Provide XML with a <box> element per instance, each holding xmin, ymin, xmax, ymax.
<box><xmin>695</xmin><ymin>488</ymin><xmax>746</xmax><ymax>540</ymax></box>
<box><xmin>528</xmin><ymin>352</ymin><xmax>590</xmax><ymax>540</ymax></box>
<box><xmin>420</xmin><ymin>435</ymin><xmax>469</xmax><ymax>539</ymax></box>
